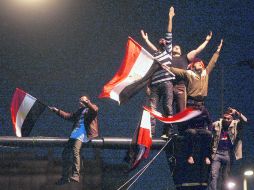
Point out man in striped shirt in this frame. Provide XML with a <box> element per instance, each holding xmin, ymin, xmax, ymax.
<box><xmin>141</xmin><ymin>6</ymin><xmax>175</xmax><ymax>136</ymax></box>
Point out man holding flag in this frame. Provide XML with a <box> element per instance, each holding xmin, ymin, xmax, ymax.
<box><xmin>50</xmin><ymin>95</ymin><xmax>99</xmax><ymax>185</ymax></box>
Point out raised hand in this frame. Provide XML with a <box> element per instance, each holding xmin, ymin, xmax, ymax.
<box><xmin>217</xmin><ymin>39</ymin><xmax>223</xmax><ymax>53</ymax></box>
<box><xmin>80</xmin><ymin>96</ymin><xmax>90</xmax><ymax>104</ymax></box>
<box><xmin>169</xmin><ymin>6</ymin><xmax>175</xmax><ymax>18</ymax></box>
<box><xmin>206</xmin><ymin>31</ymin><xmax>213</xmax><ymax>41</ymax></box>
<box><xmin>141</xmin><ymin>30</ymin><xmax>148</xmax><ymax>41</ymax></box>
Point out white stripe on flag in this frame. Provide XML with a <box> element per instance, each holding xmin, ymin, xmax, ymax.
<box><xmin>15</xmin><ymin>94</ymin><xmax>36</xmax><ymax>137</ymax></box>
<box><xmin>140</xmin><ymin>110</ymin><xmax>151</xmax><ymax>130</ymax></box>
<box><xmin>171</xmin><ymin>110</ymin><xmax>201</xmax><ymax>123</ymax></box>
<box><xmin>110</xmin><ymin>48</ymin><xmax>154</xmax><ymax>102</ymax></box>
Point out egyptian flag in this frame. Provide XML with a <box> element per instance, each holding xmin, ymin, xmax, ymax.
<box><xmin>99</xmin><ymin>37</ymin><xmax>160</xmax><ymax>104</ymax></box>
<box><xmin>10</xmin><ymin>88</ymin><xmax>46</xmax><ymax>137</ymax></box>
<box><xmin>144</xmin><ymin>106</ymin><xmax>202</xmax><ymax>124</ymax></box>
<box><xmin>130</xmin><ymin>110</ymin><xmax>152</xmax><ymax>170</ymax></box>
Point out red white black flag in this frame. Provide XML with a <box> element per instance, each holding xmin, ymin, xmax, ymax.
<box><xmin>143</xmin><ymin>106</ymin><xmax>202</xmax><ymax>123</ymax></box>
<box><xmin>10</xmin><ymin>88</ymin><xmax>46</xmax><ymax>137</ymax></box>
<box><xmin>99</xmin><ymin>37</ymin><xmax>160</xmax><ymax>104</ymax></box>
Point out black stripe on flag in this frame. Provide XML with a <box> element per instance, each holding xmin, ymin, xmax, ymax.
<box><xmin>119</xmin><ymin>61</ymin><xmax>161</xmax><ymax>104</ymax></box>
<box><xmin>21</xmin><ymin>101</ymin><xmax>46</xmax><ymax>137</ymax></box>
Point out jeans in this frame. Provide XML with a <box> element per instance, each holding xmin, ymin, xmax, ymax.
<box><xmin>61</xmin><ymin>138</ymin><xmax>83</xmax><ymax>179</ymax></box>
<box><xmin>148</xmin><ymin>81</ymin><xmax>173</xmax><ymax>135</ymax></box>
<box><xmin>208</xmin><ymin>150</ymin><xmax>231</xmax><ymax>190</ymax></box>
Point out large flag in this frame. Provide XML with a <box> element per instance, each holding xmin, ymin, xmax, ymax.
<box><xmin>10</xmin><ymin>88</ymin><xmax>46</xmax><ymax>137</ymax></box>
<box><xmin>99</xmin><ymin>37</ymin><xmax>160</xmax><ymax>104</ymax></box>
<box><xmin>129</xmin><ymin>110</ymin><xmax>152</xmax><ymax>170</ymax></box>
<box><xmin>144</xmin><ymin>106</ymin><xmax>202</xmax><ymax>124</ymax></box>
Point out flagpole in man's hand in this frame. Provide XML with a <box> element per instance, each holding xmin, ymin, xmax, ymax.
<box><xmin>48</xmin><ymin>106</ymin><xmax>61</xmax><ymax>115</ymax></box>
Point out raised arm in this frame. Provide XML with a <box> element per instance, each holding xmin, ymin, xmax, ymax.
<box><xmin>162</xmin><ymin>6</ymin><xmax>174</xmax><ymax>54</ymax></box>
<box><xmin>168</xmin><ymin>6</ymin><xmax>175</xmax><ymax>33</ymax></box>
<box><xmin>228</xmin><ymin>107</ymin><xmax>248</xmax><ymax>123</ymax></box>
<box><xmin>206</xmin><ymin>39</ymin><xmax>223</xmax><ymax>74</ymax></box>
<box><xmin>141</xmin><ymin>30</ymin><xmax>158</xmax><ymax>52</ymax></box>
<box><xmin>187</xmin><ymin>31</ymin><xmax>212</xmax><ymax>62</ymax></box>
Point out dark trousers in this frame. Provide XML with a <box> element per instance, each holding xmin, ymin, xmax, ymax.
<box><xmin>208</xmin><ymin>150</ymin><xmax>231</xmax><ymax>190</ymax></box>
<box><xmin>173</xmin><ymin>83</ymin><xmax>187</xmax><ymax>113</ymax></box>
<box><xmin>149</xmin><ymin>81</ymin><xmax>173</xmax><ymax>135</ymax></box>
<box><xmin>185</xmin><ymin>128</ymin><xmax>212</xmax><ymax>158</ymax></box>
<box><xmin>61</xmin><ymin>138</ymin><xmax>83</xmax><ymax>179</ymax></box>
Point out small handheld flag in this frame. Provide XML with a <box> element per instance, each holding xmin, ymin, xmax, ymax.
<box><xmin>10</xmin><ymin>88</ymin><xmax>46</xmax><ymax>137</ymax></box>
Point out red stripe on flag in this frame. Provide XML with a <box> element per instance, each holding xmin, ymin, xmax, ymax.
<box><xmin>137</xmin><ymin>127</ymin><xmax>152</xmax><ymax>149</ymax></box>
<box><xmin>99</xmin><ymin>37</ymin><xmax>142</xmax><ymax>98</ymax></box>
<box><xmin>10</xmin><ymin>88</ymin><xmax>26</xmax><ymax>134</ymax></box>
<box><xmin>143</xmin><ymin>106</ymin><xmax>201</xmax><ymax>123</ymax></box>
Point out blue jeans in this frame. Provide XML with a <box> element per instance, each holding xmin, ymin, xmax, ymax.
<box><xmin>148</xmin><ymin>81</ymin><xmax>173</xmax><ymax>135</ymax></box>
<box><xmin>208</xmin><ymin>150</ymin><xmax>231</xmax><ymax>190</ymax></box>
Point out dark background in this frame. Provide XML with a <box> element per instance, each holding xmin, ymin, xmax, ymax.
<box><xmin>0</xmin><ymin>0</ymin><xmax>253</xmax><ymax>189</ymax></box>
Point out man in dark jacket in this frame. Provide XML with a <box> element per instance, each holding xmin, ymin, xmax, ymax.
<box><xmin>50</xmin><ymin>95</ymin><xmax>99</xmax><ymax>185</ymax></box>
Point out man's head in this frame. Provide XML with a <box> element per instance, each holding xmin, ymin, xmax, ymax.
<box><xmin>158</xmin><ymin>38</ymin><xmax>167</xmax><ymax>51</ymax></box>
<box><xmin>79</xmin><ymin>95</ymin><xmax>90</xmax><ymax>108</ymax></box>
<box><xmin>222</xmin><ymin>113</ymin><xmax>233</xmax><ymax>127</ymax></box>
<box><xmin>172</xmin><ymin>45</ymin><xmax>182</xmax><ymax>56</ymax></box>
<box><xmin>188</xmin><ymin>58</ymin><xmax>205</xmax><ymax>73</ymax></box>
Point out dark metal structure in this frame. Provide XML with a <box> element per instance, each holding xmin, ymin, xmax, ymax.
<box><xmin>0</xmin><ymin>136</ymin><xmax>210</xmax><ymax>190</ymax></box>
<box><xmin>0</xmin><ymin>136</ymin><xmax>165</xmax><ymax>149</ymax></box>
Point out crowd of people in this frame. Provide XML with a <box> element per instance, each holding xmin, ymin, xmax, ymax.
<box><xmin>47</xmin><ymin>6</ymin><xmax>248</xmax><ymax>190</ymax></box>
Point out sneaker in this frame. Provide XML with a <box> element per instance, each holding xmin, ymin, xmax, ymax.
<box><xmin>161</xmin><ymin>133</ymin><xmax>178</xmax><ymax>139</ymax></box>
<box><xmin>161</xmin><ymin>134</ymin><xmax>169</xmax><ymax>139</ymax></box>
<box><xmin>70</xmin><ymin>176</ymin><xmax>80</xmax><ymax>183</ymax></box>
<box><xmin>55</xmin><ymin>177</ymin><xmax>70</xmax><ymax>185</ymax></box>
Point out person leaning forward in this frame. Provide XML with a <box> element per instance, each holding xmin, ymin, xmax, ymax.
<box><xmin>49</xmin><ymin>95</ymin><xmax>99</xmax><ymax>185</ymax></box>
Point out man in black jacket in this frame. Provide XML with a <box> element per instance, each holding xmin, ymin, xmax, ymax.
<box><xmin>50</xmin><ymin>95</ymin><xmax>99</xmax><ymax>185</ymax></box>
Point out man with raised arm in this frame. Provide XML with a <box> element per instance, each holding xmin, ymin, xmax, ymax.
<box><xmin>163</xmin><ymin>39</ymin><xmax>223</xmax><ymax>164</ymax></box>
<box><xmin>141</xmin><ymin>6</ymin><xmax>175</xmax><ymax>137</ymax></box>
<box><xmin>208</xmin><ymin>107</ymin><xmax>248</xmax><ymax>190</ymax></box>
<box><xmin>142</xmin><ymin>30</ymin><xmax>213</xmax><ymax>114</ymax></box>
<box><xmin>142</xmin><ymin>25</ymin><xmax>212</xmax><ymax>138</ymax></box>
<box><xmin>50</xmin><ymin>95</ymin><xmax>99</xmax><ymax>185</ymax></box>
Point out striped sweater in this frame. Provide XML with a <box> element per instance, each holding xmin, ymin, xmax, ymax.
<box><xmin>151</xmin><ymin>32</ymin><xmax>175</xmax><ymax>85</ymax></box>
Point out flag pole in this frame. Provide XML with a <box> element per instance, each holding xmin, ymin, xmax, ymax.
<box><xmin>36</xmin><ymin>99</ymin><xmax>52</xmax><ymax>110</ymax></box>
<box><xmin>117</xmin><ymin>135</ymin><xmax>175</xmax><ymax>190</ymax></box>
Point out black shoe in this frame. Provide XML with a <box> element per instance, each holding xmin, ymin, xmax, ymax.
<box><xmin>55</xmin><ymin>177</ymin><xmax>70</xmax><ymax>185</ymax></box>
<box><xmin>70</xmin><ymin>176</ymin><xmax>80</xmax><ymax>183</ymax></box>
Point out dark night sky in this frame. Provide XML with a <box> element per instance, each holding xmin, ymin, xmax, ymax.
<box><xmin>0</xmin><ymin>0</ymin><xmax>254</xmax><ymax>189</ymax></box>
